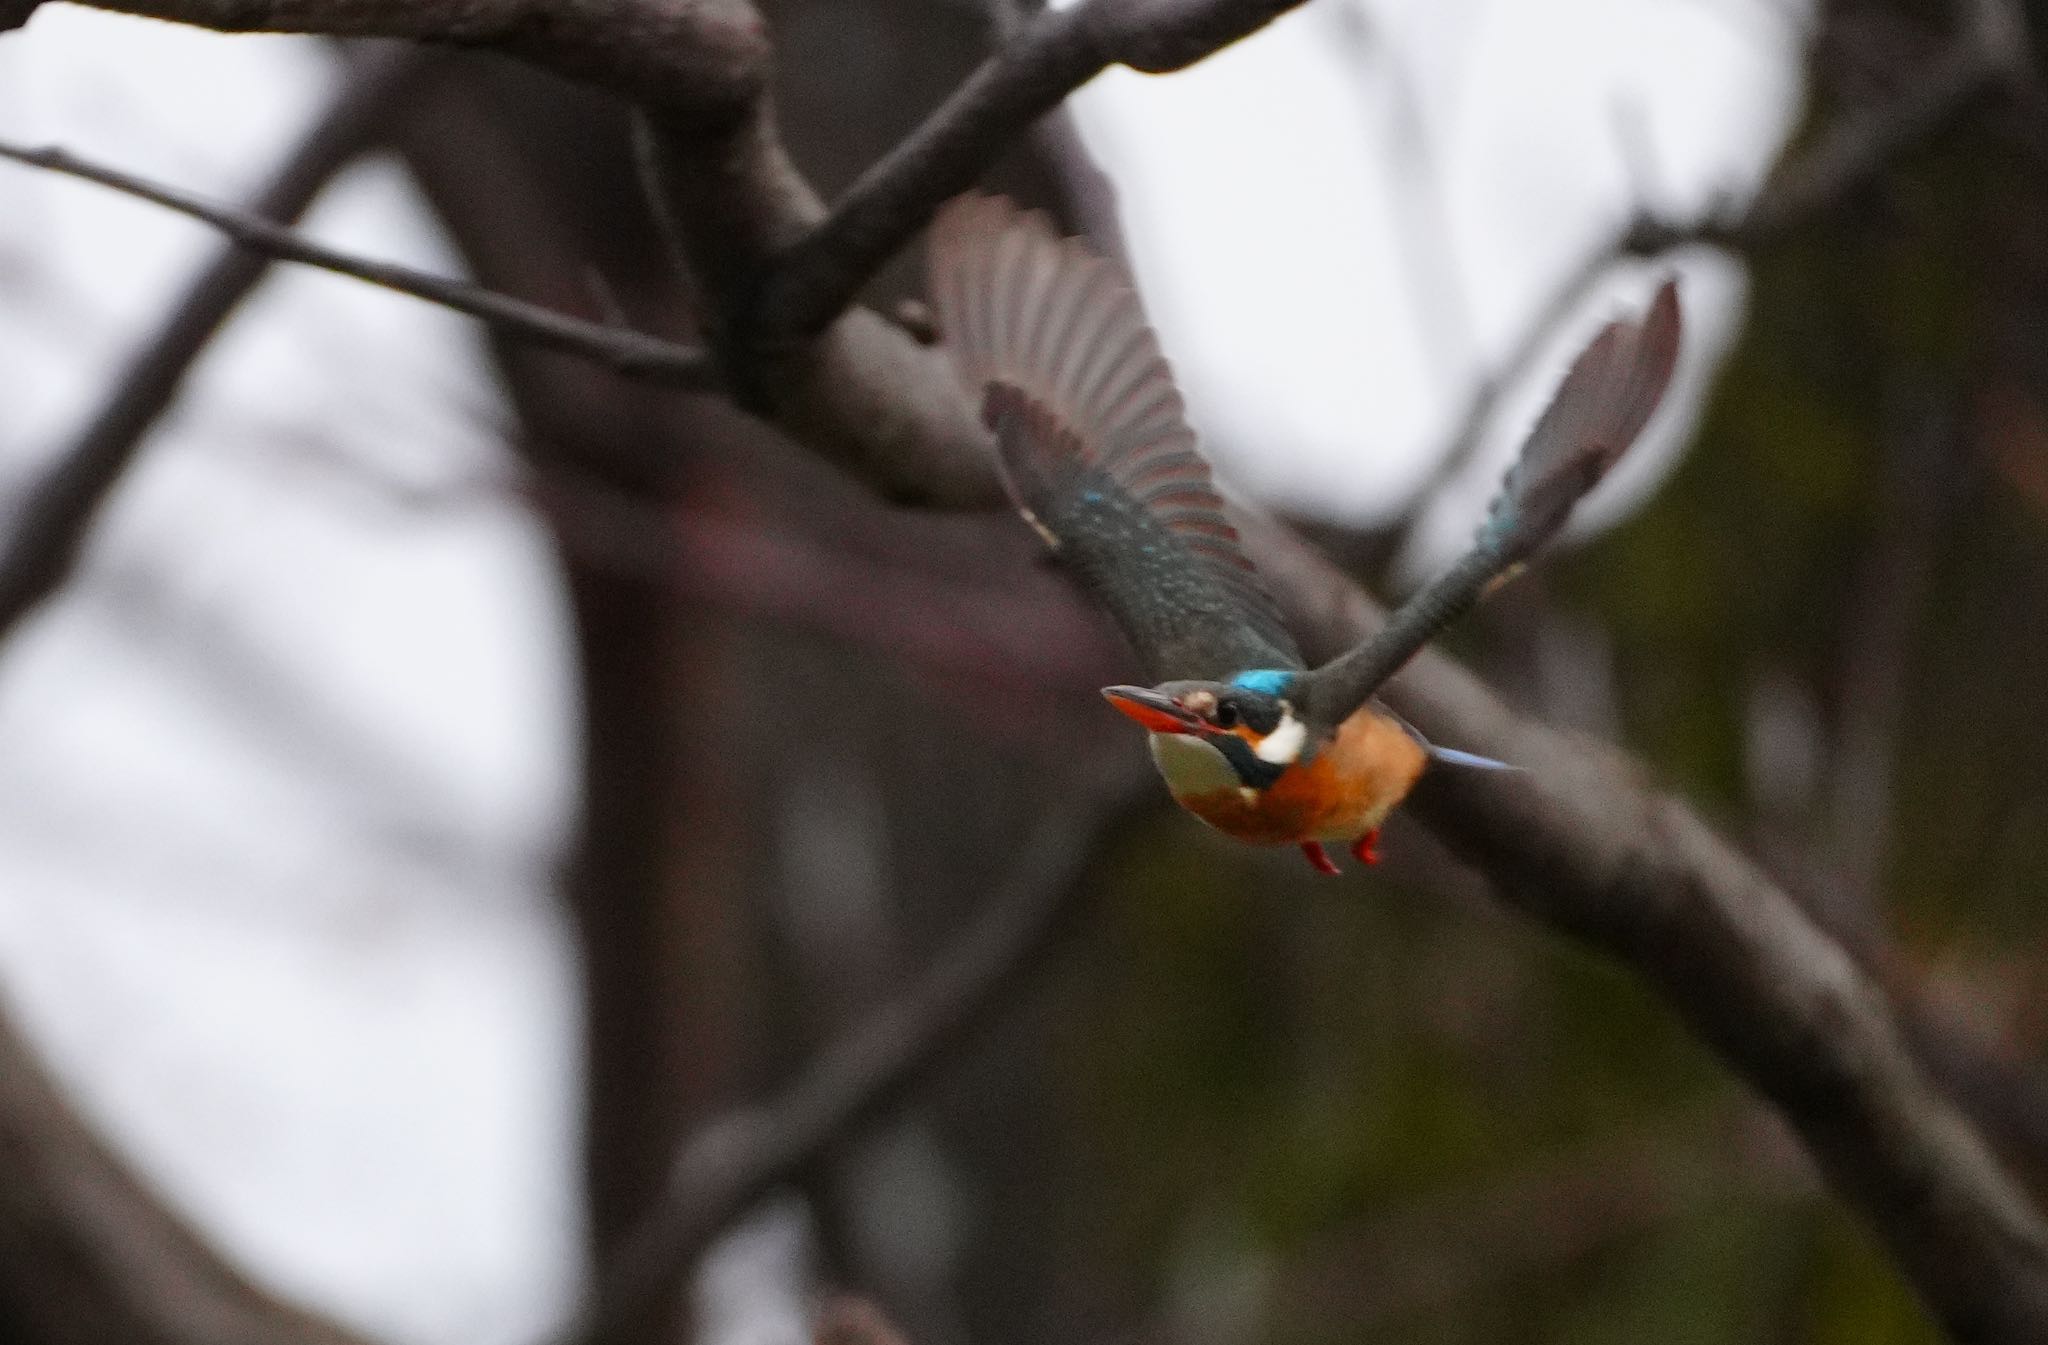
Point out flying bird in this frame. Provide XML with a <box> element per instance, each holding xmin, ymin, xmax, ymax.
<box><xmin>926</xmin><ymin>194</ymin><xmax>1681</xmax><ymax>874</ymax></box>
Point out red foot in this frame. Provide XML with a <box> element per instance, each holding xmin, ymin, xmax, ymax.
<box><xmin>1300</xmin><ymin>841</ymin><xmax>1341</xmax><ymax>876</ymax></box>
<box><xmin>1349</xmin><ymin>829</ymin><xmax>1383</xmax><ymax>867</ymax></box>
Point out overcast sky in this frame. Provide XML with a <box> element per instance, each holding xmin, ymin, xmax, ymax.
<box><xmin>1064</xmin><ymin>0</ymin><xmax>1800</xmax><ymax>567</ymax></box>
<box><xmin>0</xmin><ymin>5</ymin><xmax>1805</xmax><ymax>1343</ymax></box>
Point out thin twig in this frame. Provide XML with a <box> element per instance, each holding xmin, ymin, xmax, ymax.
<box><xmin>0</xmin><ymin>141</ymin><xmax>718</xmax><ymax>390</ymax></box>
<box><xmin>1352</xmin><ymin>9</ymin><xmax>1479</xmax><ymax>387</ymax></box>
<box><xmin>0</xmin><ymin>46</ymin><xmax>437</xmax><ymax>643</ymax></box>
<box><xmin>1659</xmin><ymin>0</ymin><xmax>2033</xmax><ymax>254</ymax></box>
<box><xmin>1387</xmin><ymin>0</ymin><xmax>2030</xmax><ymax>561</ymax></box>
<box><xmin>1275</xmin><ymin>1107</ymin><xmax>1809</xmax><ymax>1332</ymax></box>
<box><xmin>813</xmin><ymin>1298</ymin><xmax>916</xmax><ymax>1345</ymax></box>
<box><xmin>1388</xmin><ymin>242</ymin><xmax>1614</xmax><ymax>560</ymax></box>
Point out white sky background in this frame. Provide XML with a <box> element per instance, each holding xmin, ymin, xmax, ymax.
<box><xmin>0</xmin><ymin>4</ymin><xmax>1805</xmax><ymax>1344</ymax></box>
<box><xmin>1062</xmin><ymin>0</ymin><xmax>1805</xmax><ymax>571</ymax></box>
<box><xmin>0</xmin><ymin>13</ymin><xmax>581</xmax><ymax>1345</ymax></box>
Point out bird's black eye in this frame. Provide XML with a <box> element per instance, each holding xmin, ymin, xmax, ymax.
<box><xmin>1214</xmin><ymin>701</ymin><xmax>1240</xmax><ymax>729</ymax></box>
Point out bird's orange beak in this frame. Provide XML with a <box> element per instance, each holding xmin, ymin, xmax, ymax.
<box><xmin>1102</xmin><ymin>685</ymin><xmax>1202</xmax><ymax>735</ymax></box>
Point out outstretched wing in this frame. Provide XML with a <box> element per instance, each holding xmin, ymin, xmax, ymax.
<box><xmin>926</xmin><ymin>193</ymin><xmax>1301</xmax><ymax>683</ymax></box>
<box><xmin>1301</xmin><ymin>281</ymin><xmax>1683</xmax><ymax>729</ymax></box>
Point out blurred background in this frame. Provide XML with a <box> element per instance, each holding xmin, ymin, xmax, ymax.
<box><xmin>1</xmin><ymin>0</ymin><xmax>2046</xmax><ymax>1342</ymax></box>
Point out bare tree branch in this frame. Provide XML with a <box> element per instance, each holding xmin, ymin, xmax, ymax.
<box><xmin>1243</xmin><ymin>513</ymin><xmax>2048</xmax><ymax>1344</ymax></box>
<box><xmin>0</xmin><ymin>995</ymin><xmax>381</xmax><ymax>1345</ymax></box>
<box><xmin>37</xmin><ymin>0</ymin><xmax>1330</xmax><ymax>501</ymax></box>
<box><xmin>43</xmin><ymin>0</ymin><xmax>2024</xmax><ymax>513</ymax></box>
<box><xmin>1639</xmin><ymin>0</ymin><xmax>2033</xmax><ymax>255</ymax></box>
<box><xmin>1391</xmin><ymin>0</ymin><xmax>2031</xmax><ymax>557</ymax></box>
<box><xmin>749</xmin><ymin>0</ymin><xmax>1317</xmax><ymax>340</ymax></box>
<box><xmin>813</xmin><ymin>1298</ymin><xmax>916</xmax><ymax>1345</ymax></box>
<box><xmin>1275</xmin><ymin>1108</ymin><xmax>1812</xmax><ymax>1332</ymax></box>
<box><xmin>0</xmin><ymin>44</ymin><xmax>437</xmax><ymax>644</ymax></box>
<box><xmin>31</xmin><ymin>0</ymin><xmax>772</xmax><ymax>117</ymax></box>
<box><xmin>975</xmin><ymin>0</ymin><xmax>1134</xmax><ymax>265</ymax></box>
<box><xmin>0</xmin><ymin>140</ymin><xmax>718</xmax><ymax>391</ymax></box>
<box><xmin>41</xmin><ymin>0</ymin><xmax>2024</xmax><ymax>485</ymax></box>
<box><xmin>633</xmin><ymin>107</ymin><xmax>1003</xmax><ymax>506</ymax></box>
<box><xmin>1388</xmin><ymin>242</ymin><xmax>1614</xmax><ymax>562</ymax></box>
<box><xmin>558</xmin><ymin>796</ymin><xmax>1140</xmax><ymax>1345</ymax></box>
<box><xmin>10</xmin><ymin>0</ymin><xmax>2047</xmax><ymax>1336</ymax></box>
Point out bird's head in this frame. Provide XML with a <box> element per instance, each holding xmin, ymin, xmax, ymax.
<box><xmin>1101</xmin><ymin>670</ymin><xmax>1310</xmax><ymax>790</ymax></box>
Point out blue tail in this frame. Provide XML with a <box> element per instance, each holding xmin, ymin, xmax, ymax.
<box><xmin>1428</xmin><ymin>745</ymin><xmax>1522</xmax><ymax>772</ymax></box>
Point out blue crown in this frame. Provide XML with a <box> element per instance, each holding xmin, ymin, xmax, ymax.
<box><xmin>1229</xmin><ymin>669</ymin><xmax>1294</xmax><ymax>696</ymax></box>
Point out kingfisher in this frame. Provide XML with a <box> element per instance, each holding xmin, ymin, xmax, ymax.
<box><xmin>926</xmin><ymin>194</ymin><xmax>1680</xmax><ymax>874</ymax></box>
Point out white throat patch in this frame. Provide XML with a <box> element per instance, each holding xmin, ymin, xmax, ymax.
<box><xmin>1253</xmin><ymin>710</ymin><xmax>1307</xmax><ymax>765</ymax></box>
<box><xmin>1148</xmin><ymin>732</ymin><xmax>1236</xmax><ymax>797</ymax></box>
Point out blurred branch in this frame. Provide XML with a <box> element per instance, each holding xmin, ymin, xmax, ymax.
<box><xmin>40</xmin><ymin>0</ymin><xmax>1320</xmax><ymax>501</ymax></box>
<box><xmin>1343</xmin><ymin>7</ymin><xmax>1477</xmax><ymax>388</ymax></box>
<box><xmin>748</xmin><ymin>0</ymin><xmax>1318</xmax><ymax>340</ymax></box>
<box><xmin>15</xmin><ymin>0</ymin><xmax>2048</xmax><ymax>1335</ymax></box>
<box><xmin>0</xmin><ymin>139</ymin><xmax>719</xmax><ymax>390</ymax></box>
<box><xmin>0</xmin><ymin>996</ymin><xmax>379</xmax><ymax>1345</ymax></box>
<box><xmin>1244</xmin><ymin>513</ymin><xmax>2048</xmax><ymax>1343</ymax></box>
<box><xmin>42</xmin><ymin>0</ymin><xmax>2020</xmax><ymax>513</ymax></box>
<box><xmin>561</xmin><ymin>797</ymin><xmax>1141</xmax><ymax>1344</ymax></box>
<box><xmin>545</xmin><ymin>484</ymin><xmax>1122</xmax><ymax>695</ymax></box>
<box><xmin>1389</xmin><ymin>243</ymin><xmax>1613</xmax><ymax>562</ymax></box>
<box><xmin>1822</xmin><ymin>395</ymin><xmax>1953</xmax><ymax>939</ymax></box>
<box><xmin>1656</xmin><ymin>0</ymin><xmax>2033</xmax><ymax>255</ymax></box>
<box><xmin>27</xmin><ymin>0</ymin><xmax>772</xmax><ymax>116</ymax></box>
<box><xmin>56</xmin><ymin>0</ymin><xmax>1307</xmax><ymax>340</ymax></box>
<box><xmin>1766</xmin><ymin>395</ymin><xmax>2048</xmax><ymax>1180</ymax></box>
<box><xmin>1391</xmin><ymin>0</ymin><xmax>2032</xmax><ymax>556</ymax></box>
<box><xmin>0</xmin><ymin>45</ymin><xmax>436</xmax><ymax>645</ymax></box>
<box><xmin>814</xmin><ymin>1298</ymin><xmax>915</xmax><ymax>1345</ymax></box>
<box><xmin>1275</xmin><ymin>1108</ymin><xmax>1812</xmax><ymax>1332</ymax></box>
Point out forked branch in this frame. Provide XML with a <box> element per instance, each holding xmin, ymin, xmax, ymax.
<box><xmin>0</xmin><ymin>0</ymin><xmax>2042</xmax><ymax>1339</ymax></box>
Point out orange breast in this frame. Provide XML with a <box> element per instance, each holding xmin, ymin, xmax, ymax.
<box><xmin>1173</xmin><ymin>706</ymin><xmax>1427</xmax><ymax>845</ymax></box>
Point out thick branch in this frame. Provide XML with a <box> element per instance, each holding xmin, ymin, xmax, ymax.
<box><xmin>634</xmin><ymin>109</ymin><xmax>1003</xmax><ymax>505</ymax></box>
<box><xmin>1246</xmin><ymin>514</ymin><xmax>2048</xmax><ymax>1344</ymax></box>
<box><xmin>750</xmin><ymin>0</ymin><xmax>1312</xmax><ymax>339</ymax></box>
<box><xmin>0</xmin><ymin>997</ymin><xmax>379</xmax><ymax>1345</ymax></box>
<box><xmin>1422</xmin><ymin>722</ymin><xmax>2048</xmax><ymax>1343</ymax></box>
<box><xmin>43</xmin><ymin>0</ymin><xmax>772</xmax><ymax>118</ymax></box>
